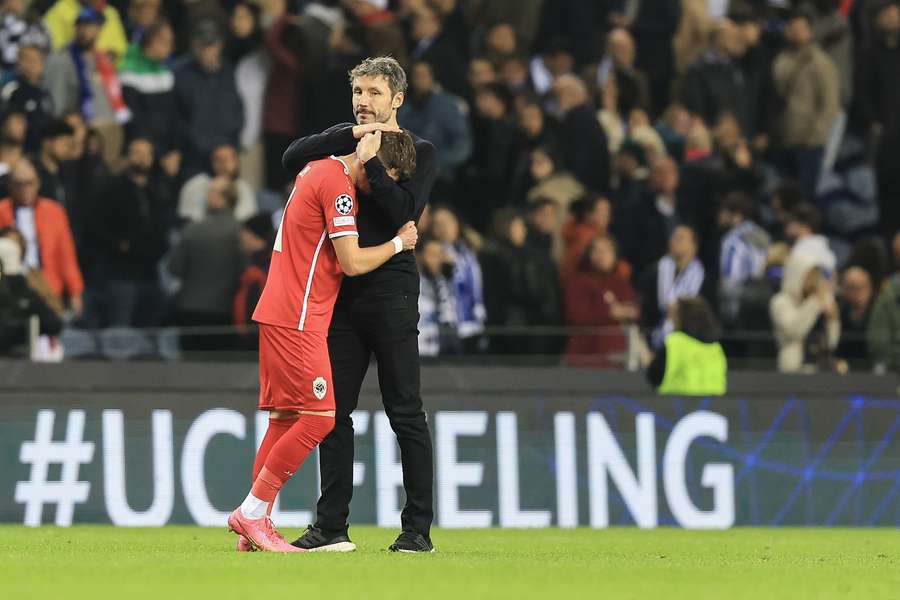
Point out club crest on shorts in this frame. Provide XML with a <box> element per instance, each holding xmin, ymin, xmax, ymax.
<box><xmin>335</xmin><ymin>194</ymin><xmax>353</xmax><ymax>215</ymax></box>
<box><xmin>313</xmin><ymin>377</ymin><xmax>328</xmax><ymax>400</ymax></box>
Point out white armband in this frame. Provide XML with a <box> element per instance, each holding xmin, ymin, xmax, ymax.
<box><xmin>391</xmin><ymin>236</ymin><xmax>403</xmax><ymax>255</ymax></box>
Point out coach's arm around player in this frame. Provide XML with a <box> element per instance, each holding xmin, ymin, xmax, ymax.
<box><xmin>282</xmin><ymin>121</ymin><xmax>436</xmax><ymax>227</ymax></box>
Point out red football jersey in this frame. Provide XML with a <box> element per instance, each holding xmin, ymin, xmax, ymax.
<box><xmin>252</xmin><ymin>156</ymin><xmax>359</xmax><ymax>331</ymax></box>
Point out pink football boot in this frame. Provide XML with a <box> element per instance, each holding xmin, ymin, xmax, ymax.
<box><xmin>236</xmin><ymin>535</ymin><xmax>255</xmax><ymax>552</ymax></box>
<box><xmin>227</xmin><ymin>508</ymin><xmax>306</xmax><ymax>553</ymax></box>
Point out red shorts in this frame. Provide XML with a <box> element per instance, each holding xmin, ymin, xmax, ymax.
<box><xmin>258</xmin><ymin>324</ymin><xmax>334</xmax><ymax>412</ymax></box>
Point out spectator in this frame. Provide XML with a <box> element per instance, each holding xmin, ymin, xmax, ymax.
<box><xmin>233</xmin><ymin>213</ymin><xmax>273</xmax><ymax>346</ymax></box>
<box><xmin>768</xmin><ymin>180</ymin><xmax>805</xmax><ymax>242</ymax></box>
<box><xmin>0</xmin><ymin>0</ymin><xmax>50</xmax><ymax>74</ymax></box>
<box><xmin>260</xmin><ymin>2</ymin><xmax>302</xmax><ymax>190</ymax></box>
<box><xmin>409</xmin><ymin>1</ymin><xmax>468</xmax><ymax>99</ymax></box>
<box><xmin>0</xmin><ymin>157</ymin><xmax>83</xmax><ymax>313</ymax></box>
<box><xmin>627</xmin><ymin>0</ymin><xmax>681</xmax><ymax>116</ymax></box>
<box><xmin>594</xmin><ymin>28</ymin><xmax>650</xmax><ymax>116</ymax></box>
<box><xmin>619</xmin><ymin>156</ymin><xmax>684</xmax><ymax>276</ymax></box>
<box><xmin>0</xmin><ymin>227</ymin><xmax>63</xmax><ymax>353</ymax></box>
<box><xmin>479</xmin><ymin>208</ymin><xmax>562</xmax><ymax>355</ymax></box>
<box><xmin>119</xmin><ymin>21</ymin><xmax>181</xmax><ymax>156</ymax></box>
<box><xmin>462</xmin><ymin>82</ymin><xmax>516</xmax><ymax>231</ymax></box>
<box><xmin>174</xmin><ymin>19</ymin><xmax>244</xmax><ymax>176</ymax></box>
<box><xmin>867</xmin><ymin>259</ymin><xmax>900</xmax><ymax>372</ymax></box>
<box><xmin>786</xmin><ymin>202</ymin><xmax>837</xmax><ymax>276</ymax></box>
<box><xmin>529</xmin><ymin>37</ymin><xmax>574</xmax><ymax>97</ymax></box>
<box><xmin>92</xmin><ymin>137</ymin><xmax>173</xmax><ymax>327</ymax></box>
<box><xmin>646</xmin><ymin>296</ymin><xmax>727</xmax><ymax>396</ymax></box>
<box><xmin>34</xmin><ymin>118</ymin><xmax>74</xmax><ymax>209</ymax></box>
<box><xmin>430</xmin><ymin>205</ymin><xmax>486</xmax><ymax>352</ymax></box>
<box><xmin>771</xmin><ymin>251</ymin><xmax>840</xmax><ymax>372</ymax></box>
<box><xmin>167</xmin><ymin>177</ymin><xmax>243</xmax><ymax>352</ymax></box>
<box><xmin>1</xmin><ymin>44</ymin><xmax>53</xmax><ymax>153</ymax></box>
<box><xmin>399</xmin><ymin>60</ymin><xmax>472</xmax><ymax>185</ymax></box>
<box><xmin>674</xmin><ymin>0</ymin><xmax>715</xmax><ymax>75</ymax></box>
<box><xmin>524</xmin><ymin>145</ymin><xmax>584</xmax><ymax>216</ymax></box>
<box><xmin>552</xmin><ymin>74</ymin><xmax>610</xmax><ymax>193</ymax></box>
<box><xmin>483</xmin><ymin>22</ymin><xmax>518</xmax><ymax>68</ymax></box>
<box><xmin>508</xmin><ymin>99</ymin><xmax>558</xmax><ymax>204</ymax></box>
<box><xmin>44</xmin><ymin>0</ymin><xmax>127</xmax><ymax>60</ymax></box>
<box><xmin>126</xmin><ymin>0</ymin><xmax>162</xmax><ymax>45</ymax></box>
<box><xmin>638</xmin><ymin>224</ymin><xmax>705</xmax><ymax>349</ymax></box>
<box><xmin>564</xmin><ymin>234</ymin><xmax>638</xmax><ymax>368</ymax></box>
<box><xmin>682</xmin><ymin>18</ymin><xmax>753</xmax><ymax>137</ymax></box>
<box><xmin>836</xmin><ymin>265</ymin><xmax>873</xmax><ymax>368</ymax></box>
<box><xmin>228</xmin><ymin>2</ymin><xmax>267</xmax><ymax>190</ymax></box>
<box><xmin>561</xmin><ymin>194</ymin><xmax>615</xmax><ymax>280</ymax></box>
<box><xmin>499</xmin><ymin>54</ymin><xmax>532</xmax><ymax>95</ymax></box>
<box><xmin>810</xmin><ymin>0</ymin><xmax>854</xmax><ymax>106</ymax></box>
<box><xmin>856</xmin><ymin>0</ymin><xmax>900</xmax><ymax>240</ymax></box>
<box><xmin>417</xmin><ymin>236</ymin><xmax>460</xmax><ymax>358</ymax></box>
<box><xmin>772</xmin><ymin>6</ymin><xmax>841</xmax><ymax>196</ymax></box>
<box><xmin>718</xmin><ymin>191</ymin><xmax>771</xmax><ymax>323</ymax></box>
<box><xmin>178</xmin><ymin>143</ymin><xmax>257</xmax><ymax>223</ymax></box>
<box><xmin>43</xmin><ymin>7</ymin><xmax>129</xmax><ymax>167</ymax></box>
<box><xmin>525</xmin><ymin>197</ymin><xmax>564</xmax><ymax>266</ymax></box>
<box><xmin>468</xmin><ymin>55</ymin><xmax>498</xmax><ymax>95</ymax></box>
<box><xmin>60</xmin><ymin>109</ymin><xmax>108</xmax><ymax>267</ymax></box>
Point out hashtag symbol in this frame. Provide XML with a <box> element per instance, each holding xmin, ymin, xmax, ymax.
<box><xmin>15</xmin><ymin>410</ymin><xmax>95</xmax><ymax>526</ymax></box>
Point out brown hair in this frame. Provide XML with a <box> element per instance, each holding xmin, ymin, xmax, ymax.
<box><xmin>377</xmin><ymin>130</ymin><xmax>416</xmax><ymax>181</ymax></box>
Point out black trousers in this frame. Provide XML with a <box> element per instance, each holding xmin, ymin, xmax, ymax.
<box><xmin>316</xmin><ymin>292</ymin><xmax>434</xmax><ymax>535</ymax></box>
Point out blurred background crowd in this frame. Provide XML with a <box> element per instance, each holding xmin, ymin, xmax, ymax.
<box><xmin>0</xmin><ymin>0</ymin><xmax>899</xmax><ymax>372</ymax></box>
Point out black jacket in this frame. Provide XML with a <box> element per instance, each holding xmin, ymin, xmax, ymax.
<box><xmin>558</xmin><ymin>104</ymin><xmax>610</xmax><ymax>194</ymax></box>
<box><xmin>282</xmin><ymin>123</ymin><xmax>437</xmax><ymax>298</ymax></box>
<box><xmin>96</xmin><ymin>172</ymin><xmax>176</xmax><ymax>280</ymax></box>
<box><xmin>682</xmin><ymin>56</ymin><xmax>752</xmax><ymax>136</ymax></box>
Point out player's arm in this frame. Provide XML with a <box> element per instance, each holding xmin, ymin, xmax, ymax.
<box><xmin>361</xmin><ymin>140</ymin><xmax>437</xmax><ymax>228</ymax></box>
<box><xmin>282</xmin><ymin>123</ymin><xmax>404</xmax><ymax>174</ymax></box>
<box><xmin>332</xmin><ymin>222</ymin><xmax>418</xmax><ymax>276</ymax></box>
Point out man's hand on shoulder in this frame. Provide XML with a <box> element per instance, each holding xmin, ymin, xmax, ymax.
<box><xmin>352</xmin><ymin>122</ymin><xmax>401</xmax><ymax>140</ymax></box>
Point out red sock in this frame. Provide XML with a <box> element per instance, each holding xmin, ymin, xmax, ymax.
<box><xmin>253</xmin><ymin>416</ymin><xmax>298</xmax><ymax>481</ymax></box>
<box><xmin>251</xmin><ymin>414</ymin><xmax>335</xmax><ymax>503</ymax></box>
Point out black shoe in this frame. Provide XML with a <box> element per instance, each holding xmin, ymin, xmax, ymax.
<box><xmin>388</xmin><ymin>531</ymin><xmax>435</xmax><ymax>553</ymax></box>
<box><xmin>291</xmin><ymin>525</ymin><xmax>357</xmax><ymax>552</ymax></box>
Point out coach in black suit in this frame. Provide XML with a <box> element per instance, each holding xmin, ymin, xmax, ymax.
<box><xmin>282</xmin><ymin>57</ymin><xmax>438</xmax><ymax>553</ymax></box>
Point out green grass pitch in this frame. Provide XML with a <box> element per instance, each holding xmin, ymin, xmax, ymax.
<box><xmin>3</xmin><ymin>526</ymin><xmax>898</xmax><ymax>599</ymax></box>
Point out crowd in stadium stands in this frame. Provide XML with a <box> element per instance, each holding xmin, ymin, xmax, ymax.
<box><xmin>0</xmin><ymin>0</ymin><xmax>899</xmax><ymax>372</ymax></box>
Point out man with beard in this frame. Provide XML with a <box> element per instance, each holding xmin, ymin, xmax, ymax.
<box><xmin>92</xmin><ymin>136</ymin><xmax>175</xmax><ymax>327</ymax></box>
<box><xmin>44</xmin><ymin>7</ymin><xmax>130</xmax><ymax>167</ymax></box>
<box><xmin>280</xmin><ymin>56</ymin><xmax>438</xmax><ymax>553</ymax></box>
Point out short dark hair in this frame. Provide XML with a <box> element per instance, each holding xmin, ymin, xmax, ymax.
<box><xmin>141</xmin><ymin>20</ymin><xmax>172</xmax><ymax>51</ymax></box>
<box><xmin>789</xmin><ymin>203</ymin><xmax>822</xmax><ymax>232</ymax></box>
<box><xmin>377</xmin><ymin>130</ymin><xmax>416</xmax><ymax>181</ymax></box>
<box><xmin>489</xmin><ymin>207</ymin><xmax>522</xmax><ymax>243</ymax></box>
<box><xmin>349</xmin><ymin>56</ymin><xmax>408</xmax><ymax>96</ymax></box>
<box><xmin>720</xmin><ymin>191</ymin><xmax>755</xmax><ymax>220</ymax></box>
<box><xmin>772</xmin><ymin>180</ymin><xmax>804</xmax><ymax>212</ymax></box>
<box><xmin>676</xmin><ymin>297</ymin><xmax>722</xmax><ymax>343</ymax></box>
<box><xmin>570</xmin><ymin>193</ymin><xmax>608</xmax><ymax>223</ymax></box>
<box><xmin>579</xmin><ymin>233</ymin><xmax>618</xmax><ymax>272</ymax></box>
<box><xmin>40</xmin><ymin>119</ymin><xmax>75</xmax><ymax>142</ymax></box>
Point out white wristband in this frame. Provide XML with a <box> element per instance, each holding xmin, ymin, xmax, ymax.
<box><xmin>391</xmin><ymin>236</ymin><xmax>403</xmax><ymax>255</ymax></box>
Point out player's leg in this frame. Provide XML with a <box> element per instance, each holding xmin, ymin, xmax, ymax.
<box><xmin>293</xmin><ymin>302</ymin><xmax>370</xmax><ymax>550</ymax></box>
<box><xmin>368</xmin><ymin>293</ymin><xmax>435</xmax><ymax>552</ymax></box>
<box><xmin>237</xmin><ymin>410</ymin><xmax>298</xmax><ymax>551</ymax></box>
<box><xmin>228</xmin><ymin>326</ymin><xmax>334</xmax><ymax>552</ymax></box>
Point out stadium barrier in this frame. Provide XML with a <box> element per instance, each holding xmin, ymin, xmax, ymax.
<box><xmin>1</xmin><ymin>361</ymin><xmax>898</xmax><ymax>528</ymax></box>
